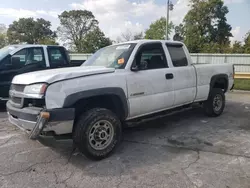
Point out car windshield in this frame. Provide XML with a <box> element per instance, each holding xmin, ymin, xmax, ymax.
<box><xmin>82</xmin><ymin>43</ymin><xmax>136</xmax><ymax>69</ymax></box>
<box><xmin>0</xmin><ymin>46</ymin><xmax>18</xmax><ymax>60</ymax></box>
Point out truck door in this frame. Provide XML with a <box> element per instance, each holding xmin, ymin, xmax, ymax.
<box><xmin>126</xmin><ymin>42</ymin><xmax>175</xmax><ymax>118</ymax></box>
<box><xmin>0</xmin><ymin>47</ymin><xmax>47</xmax><ymax>99</ymax></box>
<box><xmin>0</xmin><ymin>55</ymin><xmax>13</xmax><ymax>100</ymax></box>
<box><xmin>165</xmin><ymin>43</ymin><xmax>196</xmax><ymax>106</ymax></box>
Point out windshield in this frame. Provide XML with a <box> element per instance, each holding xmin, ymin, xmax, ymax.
<box><xmin>0</xmin><ymin>46</ymin><xmax>18</xmax><ymax>60</ymax></box>
<box><xmin>82</xmin><ymin>43</ymin><xmax>136</xmax><ymax>69</ymax></box>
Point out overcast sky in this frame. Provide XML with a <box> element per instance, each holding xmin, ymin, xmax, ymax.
<box><xmin>0</xmin><ymin>0</ymin><xmax>249</xmax><ymax>42</ymax></box>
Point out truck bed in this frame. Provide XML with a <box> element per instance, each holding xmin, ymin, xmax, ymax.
<box><xmin>193</xmin><ymin>63</ymin><xmax>234</xmax><ymax>101</ymax></box>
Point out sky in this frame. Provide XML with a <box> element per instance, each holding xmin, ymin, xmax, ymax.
<box><xmin>0</xmin><ymin>0</ymin><xmax>249</xmax><ymax>42</ymax></box>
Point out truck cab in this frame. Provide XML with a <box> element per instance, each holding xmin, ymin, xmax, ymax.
<box><xmin>0</xmin><ymin>45</ymin><xmax>82</xmax><ymax>101</ymax></box>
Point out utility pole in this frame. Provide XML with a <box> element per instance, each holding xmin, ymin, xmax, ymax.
<box><xmin>166</xmin><ymin>0</ymin><xmax>174</xmax><ymax>40</ymax></box>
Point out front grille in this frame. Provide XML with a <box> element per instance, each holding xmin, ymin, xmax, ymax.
<box><xmin>9</xmin><ymin>84</ymin><xmax>25</xmax><ymax>108</ymax></box>
<box><xmin>11</xmin><ymin>96</ymin><xmax>22</xmax><ymax>104</ymax></box>
<box><xmin>11</xmin><ymin>84</ymin><xmax>25</xmax><ymax>92</ymax></box>
<box><xmin>9</xmin><ymin>84</ymin><xmax>46</xmax><ymax>108</ymax></box>
<box><xmin>10</xmin><ymin>95</ymin><xmax>23</xmax><ymax>108</ymax></box>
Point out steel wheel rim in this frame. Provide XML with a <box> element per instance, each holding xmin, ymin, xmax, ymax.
<box><xmin>213</xmin><ymin>94</ymin><xmax>223</xmax><ymax>112</ymax></box>
<box><xmin>88</xmin><ymin>120</ymin><xmax>114</xmax><ymax>150</ymax></box>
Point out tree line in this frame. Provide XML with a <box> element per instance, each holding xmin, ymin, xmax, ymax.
<box><xmin>0</xmin><ymin>10</ymin><xmax>112</xmax><ymax>53</ymax></box>
<box><xmin>145</xmin><ymin>0</ymin><xmax>250</xmax><ymax>54</ymax></box>
<box><xmin>0</xmin><ymin>0</ymin><xmax>249</xmax><ymax>54</ymax></box>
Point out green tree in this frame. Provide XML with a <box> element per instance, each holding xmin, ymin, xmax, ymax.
<box><xmin>244</xmin><ymin>32</ymin><xmax>250</xmax><ymax>53</ymax></box>
<box><xmin>0</xmin><ymin>33</ymin><xmax>7</xmax><ymax>48</ymax></box>
<box><xmin>145</xmin><ymin>17</ymin><xmax>174</xmax><ymax>40</ymax></box>
<box><xmin>0</xmin><ymin>24</ymin><xmax>8</xmax><ymax>48</ymax></box>
<box><xmin>231</xmin><ymin>41</ymin><xmax>244</xmax><ymax>53</ymax></box>
<box><xmin>183</xmin><ymin>0</ymin><xmax>232</xmax><ymax>53</ymax></box>
<box><xmin>80</xmin><ymin>27</ymin><xmax>112</xmax><ymax>53</ymax></box>
<box><xmin>7</xmin><ymin>18</ymin><xmax>56</xmax><ymax>44</ymax></box>
<box><xmin>38</xmin><ymin>38</ymin><xmax>59</xmax><ymax>45</ymax></box>
<box><xmin>58</xmin><ymin>10</ymin><xmax>110</xmax><ymax>52</ymax></box>
<box><xmin>201</xmin><ymin>42</ymin><xmax>231</xmax><ymax>53</ymax></box>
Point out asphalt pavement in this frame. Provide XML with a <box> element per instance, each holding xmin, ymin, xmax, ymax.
<box><xmin>0</xmin><ymin>91</ymin><xmax>250</xmax><ymax>188</ymax></box>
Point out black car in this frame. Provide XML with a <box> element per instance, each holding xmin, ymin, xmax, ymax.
<box><xmin>0</xmin><ymin>45</ymin><xmax>83</xmax><ymax>101</ymax></box>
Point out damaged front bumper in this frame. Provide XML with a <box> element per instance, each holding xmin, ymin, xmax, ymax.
<box><xmin>6</xmin><ymin>101</ymin><xmax>75</xmax><ymax>139</ymax></box>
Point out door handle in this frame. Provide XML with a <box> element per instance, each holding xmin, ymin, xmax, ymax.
<box><xmin>165</xmin><ymin>73</ymin><xmax>174</xmax><ymax>80</ymax></box>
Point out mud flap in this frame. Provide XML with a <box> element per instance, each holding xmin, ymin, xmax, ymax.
<box><xmin>230</xmin><ymin>84</ymin><xmax>234</xmax><ymax>90</ymax></box>
<box><xmin>29</xmin><ymin>115</ymin><xmax>48</xmax><ymax>140</ymax></box>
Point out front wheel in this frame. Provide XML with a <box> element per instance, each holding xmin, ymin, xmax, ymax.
<box><xmin>203</xmin><ymin>88</ymin><xmax>225</xmax><ymax>117</ymax></box>
<box><xmin>73</xmin><ymin>108</ymin><xmax>122</xmax><ymax>160</ymax></box>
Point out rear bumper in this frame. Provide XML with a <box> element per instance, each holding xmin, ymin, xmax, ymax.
<box><xmin>0</xmin><ymin>97</ymin><xmax>8</xmax><ymax>102</ymax></box>
<box><xmin>7</xmin><ymin>101</ymin><xmax>75</xmax><ymax>136</ymax></box>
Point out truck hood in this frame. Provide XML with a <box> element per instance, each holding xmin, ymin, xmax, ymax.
<box><xmin>12</xmin><ymin>66</ymin><xmax>115</xmax><ymax>85</ymax></box>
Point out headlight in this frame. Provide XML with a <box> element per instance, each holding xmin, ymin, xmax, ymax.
<box><xmin>24</xmin><ymin>83</ymin><xmax>48</xmax><ymax>95</ymax></box>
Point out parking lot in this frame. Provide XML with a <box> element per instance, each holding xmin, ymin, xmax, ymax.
<box><xmin>0</xmin><ymin>91</ymin><xmax>250</xmax><ymax>188</ymax></box>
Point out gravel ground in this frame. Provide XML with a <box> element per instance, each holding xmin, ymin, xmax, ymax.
<box><xmin>0</xmin><ymin>91</ymin><xmax>250</xmax><ymax>188</ymax></box>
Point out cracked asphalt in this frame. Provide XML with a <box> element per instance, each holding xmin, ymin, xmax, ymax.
<box><xmin>1</xmin><ymin>91</ymin><xmax>250</xmax><ymax>188</ymax></box>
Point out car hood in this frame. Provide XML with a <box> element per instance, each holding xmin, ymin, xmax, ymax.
<box><xmin>12</xmin><ymin>66</ymin><xmax>115</xmax><ymax>85</ymax></box>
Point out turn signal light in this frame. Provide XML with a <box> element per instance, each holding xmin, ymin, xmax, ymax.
<box><xmin>40</xmin><ymin>112</ymin><xmax>50</xmax><ymax>120</ymax></box>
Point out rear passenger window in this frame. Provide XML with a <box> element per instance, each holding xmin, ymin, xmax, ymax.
<box><xmin>166</xmin><ymin>44</ymin><xmax>188</xmax><ymax>67</ymax></box>
<box><xmin>47</xmin><ymin>48</ymin><xmax>67</xmax><ymax>67</ymax></box>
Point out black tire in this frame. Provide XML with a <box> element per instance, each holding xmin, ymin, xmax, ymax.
<box><xmin>73</xmin><ymin>108</ymin><xmax>122</xmax><ymax>160</ymax></box>
<box><xmin>203</xmin><ymin>88</ymin><xmax>225</xmax><ymax>117</ymax></box>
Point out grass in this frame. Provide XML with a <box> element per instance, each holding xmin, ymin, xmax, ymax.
<box><xmin>234</xmin><ymin>79</ymin><xmax>250</xmax><ymax>91</ymax></box>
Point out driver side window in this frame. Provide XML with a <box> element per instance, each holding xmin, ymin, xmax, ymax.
<box><xmin>134</xmin><ymin>43</ymin><xmax>168</xmax><ymax>70</ymax></box>
<box><xmin>12</xmin><ymin>49</ymin><xmax>27</xmax><ymax>69</ymax></box>
<box><xmin>10</xmin><ymin>48</ymin><xmax>45</xmax><ymax>70</ymax></box>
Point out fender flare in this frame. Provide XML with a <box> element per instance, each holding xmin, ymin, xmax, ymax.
<box><xmin>210</xmin><ymin>74</ymin><xmax>229</xmax><ymax>93</ymax></box>
<box><xmin>63</xmin><ymin>87</ymin><xmax>128</xmax><ymax>119</ymax></box>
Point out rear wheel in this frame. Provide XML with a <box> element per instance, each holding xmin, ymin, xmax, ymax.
<box><xmin>203</xmin><ymin>88</ymin><xmax>225</xmax><ymax>117</ymax></box>
<box><xmin>73</xmin><ymin>108</ymin><xmax>122</xmax><ymax>160</ymax></box>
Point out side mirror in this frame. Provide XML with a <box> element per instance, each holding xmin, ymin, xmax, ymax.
<box><xmin>131</xmin><ymin>60</ymin><xmax>148</xmax><ymax>72</ymax></box>
<box><xmin>131</xmin><ymin>65</ymin><xmax>139</xmax><ymax>72</ymax></box>
<box><xmin>140</xmin><ymin>60</ymin><xmax>148</xmax><ymax>70</ymax></box>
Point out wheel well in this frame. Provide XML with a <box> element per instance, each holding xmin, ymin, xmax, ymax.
<box><xmin>72</xmin><ymin>95</ymin><xmax>126</xmax><ymax>121</ymax></box>
<box><xmin>212</xmin><ymin>77</ymin><xmax>228</xmax><ymax>92</ymax></box>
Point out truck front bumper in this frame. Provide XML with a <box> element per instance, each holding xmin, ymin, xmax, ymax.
<box><xmin>7</xmin><ymin>101</ymin><xmax>75</xmax><ymax>139</ymax></box>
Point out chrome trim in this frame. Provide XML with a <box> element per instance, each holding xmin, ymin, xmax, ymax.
<box><xmin>9</xmin><ymin>97</ymin><xmax>24</xmax><ymax>108</ymax></box>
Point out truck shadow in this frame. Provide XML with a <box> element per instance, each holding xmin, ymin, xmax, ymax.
<box><xmin>0</xmin><ymin>103</ymin><xmax>7</xmax><ymax>118</ymax></box>
<box><xmin>37</xmin><ymin>101</ymin><xmax>250</xmax><ymax>178</ymax></box>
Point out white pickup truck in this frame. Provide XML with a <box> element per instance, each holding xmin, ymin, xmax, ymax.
<box><xmin>7</xmin><ymin>40</ymin><xmax>234</xmax><ymax>160</ymax></box>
